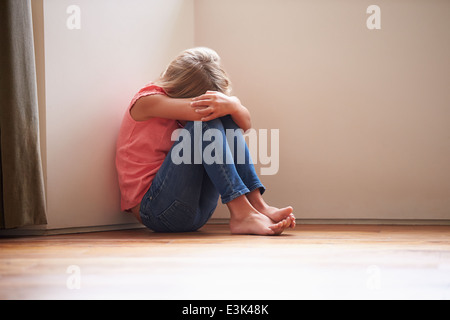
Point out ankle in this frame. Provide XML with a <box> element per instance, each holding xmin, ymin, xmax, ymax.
<box><xmin>246</xmin><ymin>188</ymin><xmax>268</xmax><ymax>208</ymax></box>
<box><xmin>246</xmin><ymin>195</ymin><xmax>267</xmax><ymax>212</ymax></box>
<box><xmin>227</xmin><ymin>195</ymin><xmax>258</xmax><ymax>220</ymax></box>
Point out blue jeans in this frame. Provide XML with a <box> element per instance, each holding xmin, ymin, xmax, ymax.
<box><xmin>139</xmin><ymin>116</ymin><xmax>265</xmax><ymax>232</ymax></box>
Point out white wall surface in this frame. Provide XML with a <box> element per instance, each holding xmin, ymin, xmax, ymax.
<box><xmin>41</xmin><ymin>0</ymin><xmax>194</xmax><ymax>229</ymax></box>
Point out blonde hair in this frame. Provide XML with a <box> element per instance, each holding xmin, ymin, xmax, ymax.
<box><xmin>155</xmin><ymin>47</ymin><xmax>231</xmax><ymax>98</ymax></box>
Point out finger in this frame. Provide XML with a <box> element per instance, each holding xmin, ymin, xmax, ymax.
<box><xmin>195</xmin><ymin>107</ymin><xmax>213</xmax><ymax>115</ymax></box>
<box><xmin>200</xmin><ymin>113</ymin><xmax>216</xmax><ymax>122</ymax></box>
<box><xmin>191</xmin><ymin>93</ymin><xmax>215</xmax><ymax>102</ymax></box>
<box><xmin>191</xmin><ymin>98</ymin><xmax>217</xmax><ymax>107</ymax></box>
<box><xmin>190</xmin><ymin>100</ymin><xmax>210</xmax><ymax>107</ymax></box>
<box><xmin>191</xmin><ymin>96</ymin><xmax>207</xmax><ymax>102</ymax></box>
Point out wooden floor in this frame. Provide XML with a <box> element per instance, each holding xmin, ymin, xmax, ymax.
<box><xmin>1</xmin><ymin>224</ymin><xmax>450</xmax><ymax>300</ymax></box>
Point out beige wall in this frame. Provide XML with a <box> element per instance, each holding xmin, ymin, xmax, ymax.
<box><xmin>26</xmin><ymin>0</ymin><xmax>450</xmax><ymax>233</ymax></box>
<box><xmin>201</xmin><ymin>0</ymin><xmax>450</xmax><ymax>220</ymax></box>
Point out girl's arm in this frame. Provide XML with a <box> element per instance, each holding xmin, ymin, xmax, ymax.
<box><xmin>130</xmin><ymin>94</ymin><xmax>204</xmax><ymax>122</ymax></box>
<box><xmin>191</xmin><ymin>91</ymin><xmax>252</xmax><ymax>132</ymax></box>
<box><xmin>131</xmin><ymin>91</ymin><xmax>252</xmax><ymax>132</ymax></box>
<box><xmin>229</xmin><ymin>102</ymin><xmax>252</xmax><ymax>132</ymax></box>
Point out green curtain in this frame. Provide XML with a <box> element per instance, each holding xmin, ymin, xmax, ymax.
<box><xmin>0</xmin><ymin>0</ymin><xmax>47</xmax><ymax>229</ymax></box>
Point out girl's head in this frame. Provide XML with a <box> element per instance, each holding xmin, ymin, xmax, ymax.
<box><xmin>156</xmin><ymin>47</ymin><xmax>231</xmax><ymax>98</ymax></box>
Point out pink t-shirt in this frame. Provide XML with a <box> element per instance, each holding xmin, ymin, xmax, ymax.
<box><xmin>115</xmin><ymin>83</ymin><xmax>179</xmax><ymax>211</ymax></box>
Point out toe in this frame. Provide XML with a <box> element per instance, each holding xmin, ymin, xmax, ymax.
<box><xmin>269</xmin><ymin>221</ymin><xmax>283</xmax><ymax>235</ymax></box>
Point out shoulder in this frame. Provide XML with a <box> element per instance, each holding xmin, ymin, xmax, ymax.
<box><xmin>134</xmin><ymin>82</ymin><xmax>167</xmax><ymax>101</ymax></box>
<box><xmin>129</xmin><ymin>83</ymin><xmax>168</xmax><ymax>121</ymax></box>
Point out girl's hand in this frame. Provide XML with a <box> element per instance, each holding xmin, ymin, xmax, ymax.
<box><xmin>190</xmin><ymin>91</ymin><xmax>240</xmax><ymax>122</ymax></box>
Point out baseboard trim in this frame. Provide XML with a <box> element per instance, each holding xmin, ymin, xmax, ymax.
<box><xmin>1</xmin><ymin>218</ymin><xmax>449</xmax><ymax>237</ymax></box>
<box><xmin>208</xmin><ymin>218</ymin><xmax>450</xmax><ymax>226</ymax></box>
<box><xmin>0</xmin><ymin>223</ymin><xmax>145</xmax><ymax>237</ymax></box>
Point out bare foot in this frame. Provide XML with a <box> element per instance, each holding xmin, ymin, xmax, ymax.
<box><xmin>258</xmin><ymin>205</ymin><xmax>295</xmax><ymax>228</ymax></box>
<box><xmin>246</xmin><ymin>190</ymin><xmax>295</xmax><ymax>228</ymax></box>
<box><xmin>229</xmin><ymin>212</ymin><xmax>291</xmax><ymax>236</ymax></box>
<box><xmin>227</xmin><ymin>195</ymin><xmax>291</xmax><ymax>236</ymax></box>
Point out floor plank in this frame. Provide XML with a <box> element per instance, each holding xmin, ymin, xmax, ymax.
<box><xmin>1</xmin><ymin>224</ymin><xmax>450</xmax><ymax>299</ymax></box>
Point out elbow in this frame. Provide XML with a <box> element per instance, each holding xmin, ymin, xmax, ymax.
<box><xmin>241</xmin><ymin>120</ymin><xmax>252</xmax><ymax>132</ymax></box>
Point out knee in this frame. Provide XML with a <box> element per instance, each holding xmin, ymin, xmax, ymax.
<box><xmin>202</xmin><ymin>116</ymin><xmax>241</xmax><ymax>134</ymax></box>
<box><xmin>219</xmin><ymin>115</ymin><xmax>239</xmax><ymax>130</ymax></box>
<box><xmin>202</xmin><ymin>118</ymin><xmax>225</xmax><ymax>131</ymax></box>
<box><xmin>183</xmin><ymin>119</ymin><xmax>225</xmax><ymax>134</ymax></box>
